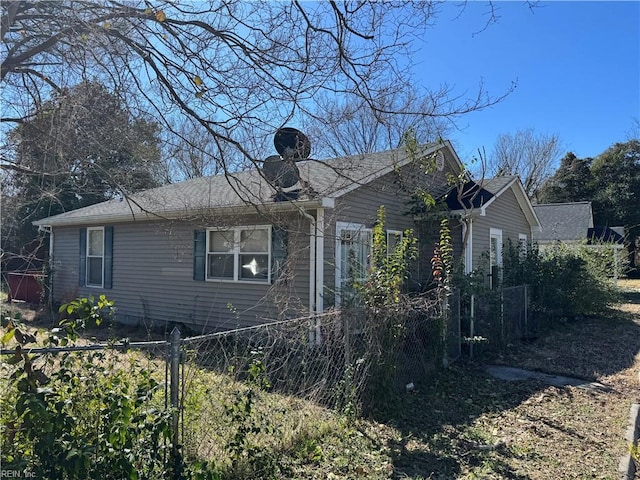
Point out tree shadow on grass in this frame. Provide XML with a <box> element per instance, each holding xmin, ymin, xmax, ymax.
<box><xmin>369</xmin><ymin>295</ymin><xmax>640</xmax><ymax>479</ymax></box>
<box><xmin>370</xmin><ymin>365</ymin><xmax>541</xmax><ymax>479</ymax></box>
<box><xmin>620</xmin><ymin>288</ymin><xmax>640</xmax><ymax>305</ymax></box>
<box><xmin>491</xmin><ymin>306</ymin><xmax>640</xmax><ymax>381</ymax></box>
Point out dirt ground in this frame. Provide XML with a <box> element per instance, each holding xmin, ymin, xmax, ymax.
<box><xmin>383</xmin><ymin>278</ymin><xmax>640</xmax><ymax>479</ymax></box>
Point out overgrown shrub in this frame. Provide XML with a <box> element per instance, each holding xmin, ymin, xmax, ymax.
<box><xmin>0</xmin><ymin>296</ymin><xmax>173</xmax><ymax>479</ymax></box>
<box><xmin>453</xmin><ymin>239</ymin><xmax>621</xmax><ymax>357</ymax></box>
<box><xmin>352</xmin><ymin>207</ymin><xmax>418</xmax><ymax>411</ymax></box>
<box><xmin>502</xmin><ymin>240</ymin><xmax>620</xmax><ymax>320</ymax></box>
<box><xmin>351</xmin><ymin>208</ymin><xmax>452</xmax><ymax>413</ymax></box>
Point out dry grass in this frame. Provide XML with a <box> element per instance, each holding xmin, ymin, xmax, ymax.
<box><xmin>378</xmin><ymin>278</ymin><xmax>640</xmax><ymax>479</ymax></box>
<box><xmin>2</xmin><ymin>280</ymin><xmax>639</xmax><ymax>479</ymax></box>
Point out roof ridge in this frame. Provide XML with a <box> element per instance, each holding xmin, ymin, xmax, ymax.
<box><xmin>534</xmin><ymin>201</ymin><xmax>592</xmax><ymax>207</ymax></box>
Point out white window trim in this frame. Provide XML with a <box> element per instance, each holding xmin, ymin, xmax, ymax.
<box><xmin>335</xmin><ymin>222</ymin><xmax>372</xmax><ymax>306</ymax></box>
<box><xmin>86</xmin><ymin>226</ymin><xmax>104</xmax><ymax>288</ymax></box>
<box><xmin>489</xmin><ymin>228</ymin><xmax>503</xmax><ymax>266</ymax></box>
<box><xmin>206</xmin><ymin>225</ymin><xmax>272</xmax><ymax>283</ymax></box>
<box><xmin>489</xmin><ymin>227</ymin><xmax>503</xmax><ymax>288</ymax></box>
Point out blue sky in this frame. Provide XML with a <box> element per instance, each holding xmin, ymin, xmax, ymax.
<box><xmin>413</xmin><ymin>1</ymin><xmax>640</xmax><ymax>164</ymax></box>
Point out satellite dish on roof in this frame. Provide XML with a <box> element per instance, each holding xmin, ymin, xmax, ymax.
<box><xmin>262</xmin><ymin>154</ymin><xmax>300</xmax><ymax>189</ymax></box>
<box><xmin>274</xmin><ymin>127</ymin><xmax>311</xmax><ymax>160</ymax></box>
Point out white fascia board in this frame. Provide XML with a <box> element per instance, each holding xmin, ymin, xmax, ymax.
<box><xmin>478</xmin><ymin>177</ymin><xmax>517</xmax><ymax>211</ymax></box>
<box><xmin>478</xmin><ymin>177</ymin><xmax>541</xmax><ymax>230</ymax></box>
<box><xmin>321</xmin><ymin>197</ymin><xmax>335</xmax><ymax>208</ymax></box>
<box><xmin>510</xmin><ymin>180</ymin><xmax>541</xmax><ymax>229</ymax></box>
<box><xmin>33</xmin><ymin>197</ymin><xmax>334</xmax><ymax>228</ymax></box>
<box><xmin>443</xmin><ymin>139</ymin><xmax>470</xmax><ymax>180</ymax></box>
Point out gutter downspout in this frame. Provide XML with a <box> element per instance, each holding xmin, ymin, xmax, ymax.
<box><xmin>304</xmin><ymin>213</ymin><xmax>317</xmax><ymax>313</ymax></box>
<box><xmin>315</xmin><ymin>208</ymin><xmax>324</xmax><ymax>314</ymax></box>
<box><xmin>38</xmin><ymin>225</ymin><xmax>53</xmax><ymax>258</ymax></box>
<box><xmin>37</xmin><ymin>225</ymin><xmax>53</xmax><ymax>309</ymax></box>
<box><xmin>460</xmin><ymin>216</ymin><xmax>473</xmax><ymax>274</ymax></box>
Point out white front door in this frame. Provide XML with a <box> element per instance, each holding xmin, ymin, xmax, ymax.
<box><xmin>335</xmin><ymin>222</ymin><xmax>372</xmax><ymax>306</ymax></box>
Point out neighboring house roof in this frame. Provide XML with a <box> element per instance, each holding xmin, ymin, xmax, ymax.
<box><xmin>34</xmin><ymin>141</ymin><xmax>462</xmax><ymax>227</ymax></box>
<box><xmin>533</xmin><ymin>202</ymin><xmax>594</xmax><ymax>243</ymax></box>
<box><xmin>446</xmin><ymin>175</ymin><xmax>541</xmax><ymax>230</ymax></box>
<box><xmin>587</xmin><ymin>226</ymin><xmax>625</xmax><ymax>244</ymax></box>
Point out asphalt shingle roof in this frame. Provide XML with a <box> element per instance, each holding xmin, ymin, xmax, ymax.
<box><xmin>480</xmin><ymin>176</ymin><xmax>518</xmax><ymax>195</ymax></box>
<box><xmin>34</xmin><ymin>142</ymin><xmax>451</xmax><ymax>226</ymax></box>
<box><xmin>533</xmin><ymin>202</ymin><xmax>593</xmax><ymax>242</ymax></box>
<box><xmin>446</xmin><ymin>175</ymin><xmax>518</xmax><ymax>210</ymax></box>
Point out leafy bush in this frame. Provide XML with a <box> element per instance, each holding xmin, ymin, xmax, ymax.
<box><xmin>223</xmin><ymin>357</ymin><xmax>283</xmax><ymax>478</ymax></box>
<box><xmin>352</xmin><ymin>207</ymin><xmax>419</xmax><ymax>411</ymax></box>
<box><xmin>502</xmin><ymin>240</ymin><xmax>620</xmax><ymax>319</ymax></box>
<box><xmin>453</xmin><ymin>239</ymin><xmax>621</xmax><ymax>357</ymax></box>
<box><xmin>1</xmin><ymin>296</ymin><xmax>173</xmax><ymax>479</ymax></box>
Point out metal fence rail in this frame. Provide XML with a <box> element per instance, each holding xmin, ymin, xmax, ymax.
<box><xmin>4</xmin><ymin>284</ymin><xmax>523</xmax><ymax>475</ymax></box>
<box><xmin>180</xmin><ymin>312</ymin><xmax>352</xmax><ymax>407</ymax></box>
<box><xmin>1</xmin><ymin>335</ymin><xmax>178</xmax><ymax>474</ymax></box>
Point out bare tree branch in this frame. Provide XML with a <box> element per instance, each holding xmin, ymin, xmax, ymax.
<box><xmin>1</xmin><ymin>0</ymin><xmax>524</xmax><ymax>179</ymax></box>
<box><xmin>490</xmin><ymin>129</ymin><xmax>562</xmax><ymax>200</ymax></box>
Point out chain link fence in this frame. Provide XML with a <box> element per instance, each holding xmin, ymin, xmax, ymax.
<box><xmin>457</xmin><ymin>284</ymin><xmax>533</xmax><ymax>357</ymax></box>
<box><xmin>178</xmin><ymin>290</ymin><xmax>454</xmax><ymax>403</ymax></box>
<box><xmin>1</xmin><ymin>287</ymin><xmax>467</xmax><ymax>475</ymax></box>
<box><xmin>0</xmin><ymin>335</ymin><xmax>176</xmax><ymax>477</ymax></box>
<box><xmin>181</xmin><ymin>312</ymin><xmax>350</xmax><ymax>406</ymax></box>
<box><xmin>175</xmin><ymin>289</ymin><xmax>457</xmax><ymax>460</ymax></box>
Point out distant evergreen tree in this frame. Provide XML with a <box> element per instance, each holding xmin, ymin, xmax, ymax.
<box><xmin>538</xmin><ymin>140</ymin><xmax>640</xmax><ymax>274</ymax></box>
<box><xmin>590</xmin><ymin>140</ymin><xmax>640</xmax><ymax>230</ymax></box>
<box><xmin>2</xmin><ymin>81</ymin><xmax>163</xmax><ymax>258</ymax></box>
<box><xmin>537</xmin><ymin>152</ymin><xmax>593</xmax><ymax>204</ymax></box>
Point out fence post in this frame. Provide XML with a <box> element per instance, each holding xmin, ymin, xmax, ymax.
<box><xmin>500</xmin><ymin>289</ymin><xmax>505</xmax><ymax>348</ymax></box>
<box><xmin>524</xmin><ymin>285</ymin><xmax>528</xmax><ymax>336</ymax></box>
<box><xmin>343</xmin><ymin>311</ymin><xmax>350</xmax><ymax>368</ymax></box>
<box><xmin>469</xmin><ymin>294</ymin><xmax>475</xmax><ymax>359</ymax></box>
<box><xmin>170</xmin><ymin>327</ymin><xmax>181</xmax><ymax>458</ymax></box>
<box><xmin>342</xmin><ymin>311</ymin><xmax>352</xmax><ymax>404</ymax></box>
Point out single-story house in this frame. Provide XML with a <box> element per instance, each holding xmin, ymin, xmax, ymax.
<box><xmin>33</xmin><ymin>140</ymin><xmax>539</xmax><ymax>331</ymax></box>
<box><xmin>532</xmin><ymin>201</ymin><xmax>625</xmax><ymax>281</ymax></box>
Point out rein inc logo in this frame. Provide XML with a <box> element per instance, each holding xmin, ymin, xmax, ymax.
<box><xmin>0</xmin><ymin>470</ymin><xmax>36</xmax><ymax>478</ymax></box>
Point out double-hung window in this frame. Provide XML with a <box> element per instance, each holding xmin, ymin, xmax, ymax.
<box><xmin>518</xmin><ymin>233</ymin><xmax>528</xmax><ymax>260</ymax></box>
<box><xmin>207</xmin><ymin>226</ymin><xmax>271</xmax><ymax>282</ymax></box>
<box><xmin>79</xmin><ymin>226</ymin><xmax>112</xmax><ymax>289</ymax></box>
<box><xmin>335</xmin><ymin>222</ymin><xmax>372</xmax><ymax>305</ymax></box>
<box><xmin>86</xmin><ymin>227</ymin><xmax>104</xmax><ymax>287</ymax></box>
<box><xmin>489</xmin><ymin>227</ymin><xmax>503</xmax><ymax>289</ymax></box>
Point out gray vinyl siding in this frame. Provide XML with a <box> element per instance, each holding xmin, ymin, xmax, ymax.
<box><xmin>51</xmin><ymin>227</ymin><xmax>81</xmax><ymax>303</ymax></box>
<box><xmin>321</xmin><ymin>154</ymin><xmax>458</xmax><ymax>301</ymax></box>
<box><xmin>51</xmin><ymin>213</ymin><xmax>313</xmax><ymax>332</ymax></box>
<box><xmin>471</xmin><ymin>187</ymin><xmax>532</xmax><ymax>273</ymax></box>
<box><xmin>48</xmin><ymin>150</ymin><xmax>464</xmax><ymax>324</ymax></box>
